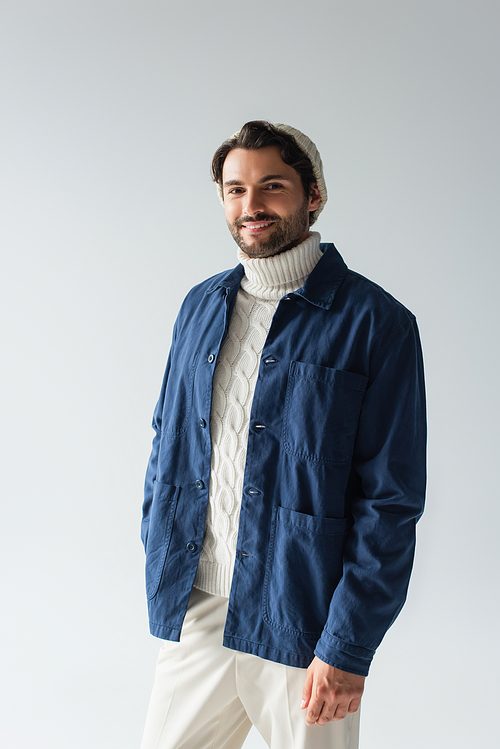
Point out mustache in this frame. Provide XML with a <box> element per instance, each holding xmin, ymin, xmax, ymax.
<box><xmin>234</xmin><ymin>213</ymin><xmax>281</xmax><ymax>228</ymax></box>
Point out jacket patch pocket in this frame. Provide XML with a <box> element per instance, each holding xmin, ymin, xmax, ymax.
<box><xmin>263</xmin><ymin>506</ymin><xmax>349</xmax><ymax>636</ymax></box>
<box><xmin>283</xmin><ymin>361</ymin><xmax>368</xmax><ymax>465</ymax></box>
<box><xmin>145</xmin><ymin>482</ymin><xmax>180</xmax><ymax>600</ymax></box>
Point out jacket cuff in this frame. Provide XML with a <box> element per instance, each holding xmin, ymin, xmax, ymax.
<box><xmin>314</xmin><ymin>630</ymin><xmax>375</xmax><ymax>677</ymax></box>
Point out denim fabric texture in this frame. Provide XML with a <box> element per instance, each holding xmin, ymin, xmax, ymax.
<box><xmin>142</xmin><ymin>243</ymin><xmax>427</xmax><ymax>677</ymax></box>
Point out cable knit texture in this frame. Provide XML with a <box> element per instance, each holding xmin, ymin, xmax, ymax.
<box><xmin>194</xmin><ymin>232</ymin><xmax>323</xmax><ymax>597</ymax></box>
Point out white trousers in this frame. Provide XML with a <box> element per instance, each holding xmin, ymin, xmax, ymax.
<box><xmin>140</xmin><ymin>587</ymin><xmax>360</xmax><ymax>749</ymax></box>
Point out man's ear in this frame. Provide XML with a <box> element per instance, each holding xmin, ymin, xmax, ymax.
<box><xmin>308</xmin><ymin>182</ymin><xmax>322</xmax><ymax>213</ymax></box>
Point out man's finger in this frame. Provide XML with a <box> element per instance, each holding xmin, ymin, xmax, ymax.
<box><xmin>331</xmin><ymin>702</ymin><xmax>349</xmax><ymax>722</ymax></box>
<box><xmin>316</xmin><ymin>709</ymin><xmax>335</xmax><ymax>725</ymax></box>
<box><xmin>301</xmin><ymin>669</ymin><xmax>313</xmax><ymax>709</ymax></box>
<box><xmin>347</xmin><ymin>697</ymin><xmax>362</xmax><ymax>714</ymax></box>
<box><xmin>305</xmin><ymin>698</ymin><xmax>325</xmax><ymax>726</ymax></box>
<box><xmin>314</xmin><ymin>698</ymin><xmax>351</xmax><ymax>725</ymax></box>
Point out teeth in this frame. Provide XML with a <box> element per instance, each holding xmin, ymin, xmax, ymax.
<box><xmin>244</xmin><ymin>223</ymin><xmax>272</xmax><ymax>229</ymax></box>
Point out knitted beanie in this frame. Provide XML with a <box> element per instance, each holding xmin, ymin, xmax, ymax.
<box><xmin>216</xmin><ymin>122</ymin><xmax>327</xmax><ymax>223</ymax></box>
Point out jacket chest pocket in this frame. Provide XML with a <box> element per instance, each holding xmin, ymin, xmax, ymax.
<box><xmin>282</xmin><ymin>361</ymin><xmax>368</xmax><ymax>466</ymax></box>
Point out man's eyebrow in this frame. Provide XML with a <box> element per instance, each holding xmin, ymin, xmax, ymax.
<box><xmin>223</xmin><ymin>174</ymin><xmax>290</xmax><ymax>187</ymax></box>
<box><xmin>259</xmin><ymin>174</ymin><xmax>289</xmax><ymax>183</ymax></box>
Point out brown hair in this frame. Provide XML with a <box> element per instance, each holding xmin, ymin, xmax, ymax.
<box><xmin>211</xmin><ymin>120</ymin><xmax>318</xmax><ymax>225</ymax></box>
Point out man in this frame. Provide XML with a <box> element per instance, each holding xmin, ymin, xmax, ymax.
<box><xmin>140</xmin><ymin>121</ymin><xmax>426</xmax><ymax>749</ymax></box>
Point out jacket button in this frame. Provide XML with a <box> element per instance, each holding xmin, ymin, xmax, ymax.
<box><xmin>199</xmin><ymin>417</ymin><xmax>206</xmax><ymax>428</ymax></box>
<box><xmin>196</xmin><ymin>479</ymin><xmax>205</xmax><ymax>489</ymax></box>
<box><xmin>208</xmin><ymin>354</ymin><xmax>215</xmax><ymax>363</ymax></box>
<box><xmin>186</xmin><ymin>542</ymin><xmax>197</xmax><ymax>553</ymax></box>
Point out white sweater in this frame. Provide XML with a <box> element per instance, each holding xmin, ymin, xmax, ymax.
<box><xmin>193</xmin><ymin>232</ymin><xmax>323</xmax><ymax>597</ymax></box>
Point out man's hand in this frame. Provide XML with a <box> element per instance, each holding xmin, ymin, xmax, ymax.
<box><xmin>301</xmin><ymin>656</ymin><xmax>365</xmax><ymax>726</ymax></box>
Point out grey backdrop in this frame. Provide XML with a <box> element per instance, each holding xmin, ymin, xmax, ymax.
<box><xmin>1</xmin><ymin>1</ymin><xmax>498</xmax><ymax>748</ymax></box>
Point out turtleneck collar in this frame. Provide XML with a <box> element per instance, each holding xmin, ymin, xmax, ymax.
<box><xmin>237</xmin><ymin>232</ymin><xmax>323</xmax><ymax>301</ymax></box>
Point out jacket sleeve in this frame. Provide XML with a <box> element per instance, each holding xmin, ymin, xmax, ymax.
<box><xmin>141</xmin><ymin>323</ymin><xmax>178</xmax><ymax>551</ymax></box>
<box><xmin>314</xmin><ymin>315</ymin><xmax>427</xmax><ymax>676</ymax></box>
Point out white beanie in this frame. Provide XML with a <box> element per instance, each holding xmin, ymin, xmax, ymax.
<box><xmin>216</xmin><ymin>122</ymin><xmax>327</xmax><ymax>223</ymax></box>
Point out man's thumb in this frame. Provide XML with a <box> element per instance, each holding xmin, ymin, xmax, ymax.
<box><xmin>301</xmin><ymin>671</ymin><xmax>313</xmax><ymax>709</ymax></box>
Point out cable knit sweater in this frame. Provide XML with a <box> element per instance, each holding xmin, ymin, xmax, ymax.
<box><xmin>193</xmin><ymin>232</ymin><xmax>323</xmax><ymax>597</ymax></box>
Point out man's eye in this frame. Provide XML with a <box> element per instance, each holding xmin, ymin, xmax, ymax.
<box><xmin>267</xmin><ymin>183</ymin><xmax>283</xmax><ymax>190</ymax></box>
<box><xmin>228</xmin><ymin>188</ymin><xmax>243</xmax><ymax>195</ymax></box>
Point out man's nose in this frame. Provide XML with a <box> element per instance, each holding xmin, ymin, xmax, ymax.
<box><xmin>243</xmin><ymin>188</ymin><xmax>265</xmax><ymax>217</ymax></box>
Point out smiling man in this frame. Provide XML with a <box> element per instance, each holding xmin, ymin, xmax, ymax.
<box><xmin>222</xmin><ymin>145</ymin><xmax>318</xmax><ymax>257</ymax></box>
<box><xmin>140</xmin><ymin>121</ymin><xmax>427</xmax><ymax>749</ymax></box>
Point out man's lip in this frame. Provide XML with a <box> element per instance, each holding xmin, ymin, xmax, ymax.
<box><xmin>241</xmin><ymin>221</ymin><xmax>275</xmax><ymax>233</ymax></box>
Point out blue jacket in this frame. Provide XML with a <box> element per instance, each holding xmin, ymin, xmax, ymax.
<box><xmin>142</xmin><ymin>243</ymin><xmax>426</xmax><ymax>677</ymax></box>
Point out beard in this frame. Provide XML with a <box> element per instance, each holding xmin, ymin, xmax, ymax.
<box><xmin>227</xmin><ymin>197</ymin><xmax>310</xmax><ymax>258</ymax></box>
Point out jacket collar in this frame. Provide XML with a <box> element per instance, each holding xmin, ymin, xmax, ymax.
<box><xmin>295</xmin><ymin>243</ymin><xmax>348</xmax><ymax>309</ymax></box>
<box><xmin>205</xmin><ymin>243</ymin><xmax>348</xmax><ymax>310</ymax></box>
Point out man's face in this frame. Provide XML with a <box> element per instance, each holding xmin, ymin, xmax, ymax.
<box><xmin>222</xmin><ymin>146</ymin><xmax>321</xmax><ymax>258</ymax></box>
